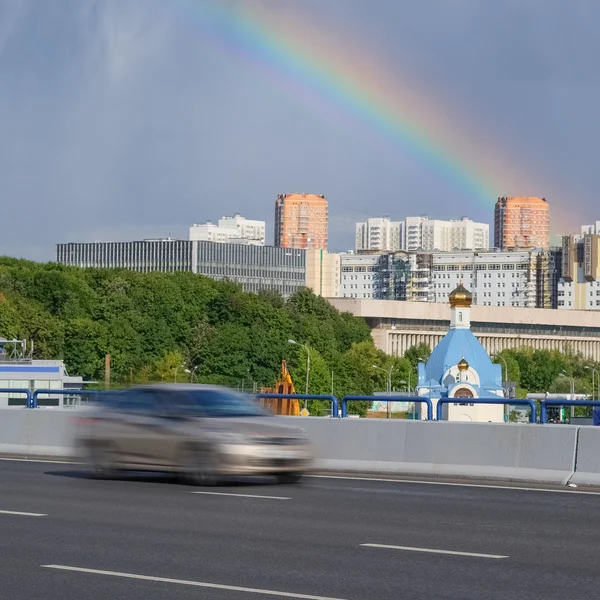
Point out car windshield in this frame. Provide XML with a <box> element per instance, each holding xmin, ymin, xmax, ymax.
<box><xmin>186</xmin><ymin>389</ymin><xmax>270</xmax><ymax>418</ymax></box>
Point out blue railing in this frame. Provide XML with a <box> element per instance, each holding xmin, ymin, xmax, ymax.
<box><xmin>341</xmin><ymin>395</ymin><xmax>434</xmax><ymax>420</ymax></box>
<box><xmin>0</xmin><ymin>388</ymin><xmax>32</xmax><ymax>408</ymax></box>
<box><xmin>435</xmin><ymin>397</ymin><xmax>537</xmax><ymax>423</ymax></box>
<box><xmin>540</xmin><ymin>399</ymin><xmax>599</xmax><ymax>424</ymax></box>
<box><xmin>256</xmin><ymin>393</ymin><xmax>339</xmax><ymax>418</ymax></box>
<box><xmin>32</xmin><ymin>388</ymin><xmax>101</xmax><ymax>408</ymax></box>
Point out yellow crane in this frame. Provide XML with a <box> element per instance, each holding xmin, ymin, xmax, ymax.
<box><xmin>258</xmin><ymin>361</ymin><xmax>300</xmax><ymax>416</ymax></box>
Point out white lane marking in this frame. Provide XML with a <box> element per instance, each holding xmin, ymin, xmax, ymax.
<box><xmin>0</xmin><ymin>457</ymin><xmax>75</xmax><ymax>465</ymax></box>
<box><xmin>307</xmin><ymin>475</ymin><xmax>600</xmax><ymax>496</ymax></box>
<box><xmin>191</xmin><ymin>491</ymin><xmax>291</xmax><ymax>500</ymax></box>
<box><xmin>41</xmin><ymin>565</ymin><xmax>349</xmax><ymax>600</ymax></box>
<box><xmin>0</xmin><ymin>510</ymin><xmax>47</xmax><ymax>517</ymax></box>
<box><xmin>361</xmin><ymin>543</ymin><xmax>508</xmax><ymax>559</ymax></box>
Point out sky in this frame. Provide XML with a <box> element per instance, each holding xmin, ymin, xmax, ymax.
<box><xmin>1</xmin><ymin>0</ymin><xmax>599</xmax><ymax>260</ymax></box>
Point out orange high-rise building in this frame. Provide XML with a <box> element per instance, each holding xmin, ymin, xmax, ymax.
<box><xmin>494</xmin><ymin>196</ymin><xmax>549</xmax><ymax>250</ymax></box>
<box><xmin>274</xmin><ymin>193</ymin><xmax>328</xmax><ymax>249</ymax></box>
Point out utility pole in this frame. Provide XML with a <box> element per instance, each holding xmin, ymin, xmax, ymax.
<box><xmin>104</xmin><ymin>354</ymin><xmax>111</xmax><ymax>390</ymax></box>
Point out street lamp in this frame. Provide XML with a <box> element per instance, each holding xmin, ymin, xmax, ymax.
<box><xmin>492</xmin><ymin>354</ymin><xmax>508</xmax><ymax>385</ymax></box>
<box><xmin>418</xmin><ymin>357</ymin><xmax>431</xmax><ymax>402</ymax></box>
<box><xmin>373</xmin><ymin>364</ymin><xmax>394</xmax><ymax>418</ymax></box>
<box><xmin>584</xmin><ymin>366</ymin><xmax>599</xmax><ymax>400</ymax></box>
<box><xmin>289</xmin><ymin>339</ymin><xmax>310</xmax><ymax>397</ymax></box>
<box><xmin>560</xmin><ymin>372</ymin><xmax>575</xmax><ymax>418</ymax></box>
<box><xmin>185</xmin><ymin>367</ymin><xmax>198</xmax><ymax>383</ymax></box>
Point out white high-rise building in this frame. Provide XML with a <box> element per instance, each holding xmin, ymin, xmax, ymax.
<box><xmin>189</xmin><ymin>214</ymin><xmax>266</xmax><ymax>246</ymax></box>
<box><xmin>417</xmin><ymin>217</ymin><xmax>489</xmax><ymax>252</ymax></box>
<box><xmin>355</xmin><ymin>218</ymin><xmax>404</xmax><ymax>252</ymax></box>
<box><xmin>218</xmin><ymin>214</ymin><xmax>266</xmax><ymax>245</ymax></box>
<box><xmin>581</xmin><ymin>221</ymin><xmax>600</xmax><ymax>235</ymax></box>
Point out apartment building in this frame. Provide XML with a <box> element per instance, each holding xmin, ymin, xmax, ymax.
<box><xmin>355</xmin><ymin>218</ymin><xmax>405</xmax><ymax>252</ymax></box>
<box><xmin>394</xmin><ymin>216</ymin><xmax>489</xmax><ymax>252</ymax></box>
<box><xmin>189</xmin><ymin>214</ymin><xmax>265</xmax><ymax>245</ymax></box>
<box><xmin>274</xmin><ymin>193</ymin><xmax>328</xmax><ymax>249</ymax></box>
<box><xmin>494</xmin><ymin>196</ymin><xmax>550</xmax><ymax>250</ymax></box>
<box><xmin>559</xmin><ymin>231</ymin><xmax>600</xmax><ymax>310</ymax></box>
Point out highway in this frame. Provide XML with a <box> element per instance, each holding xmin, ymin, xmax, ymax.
<box><xmin>1</xmin><ymin>460</ymin><xmax>599</xmax><ymax>600</ymax></box>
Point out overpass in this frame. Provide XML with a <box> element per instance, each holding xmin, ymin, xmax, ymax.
<box><xmin>327</xmin><ymin>298</ymin><xmax>600</xmax><ymax>360</ymax></box>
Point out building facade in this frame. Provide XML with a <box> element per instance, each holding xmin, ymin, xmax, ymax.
<box><xmin>431</xmin><ymin>249</ymin><xmax>558</xmax><ymax>308</ymax></box>
<box><xmin>327</xmin><ymin>298</ymin><xmax>600</xmax><ymax>362</ymax></box>
<box><xmin>305</xmin><ymin>249</ymin><xmax>341</xmax><ymax>298</ymax></box>
<box><xmin>274</xmin><ymin>193</ymin><xmax>328</xmax><ymax>249</ymax></box>
<box><xmin>392</xmin><ymin>216</ymin><xmax>489</xmax><ymax>252</ymax></box>
<box><xmin>355</xmin><ymin>218</ymin><xmax>405</xmax><ymax>252</ymax></box>
<box><xmin>56</xmin><ymin>239</ymin><xmax>193</xmax><ymax>272</ymax></box>
<box><xmin>420</xmin><ymin>217</ymin><xmax>489</xmax><ymax>252</ymax></box>
<box><xmin>559</xmin><ymin>233</ymin><xmax>600</xmax><ymax>310</ymax></box>
<box><xmin>57</xmin><ymin>240</ymin><xmax>306</xmax><ymax>298</ymax></box>
<box><xmin>338</xmin><ymin>248</ymin><xmax>559</xmax><ymax>308</ymax></box>
<box><xmin>189</xmin><ymin>214</ymin><xmax>266</xmax><ymax>245</ymax></box>
<box><xmin>494</xmin><ymin>196</ymin><xmax>550</xmax><ymax>250</ymax></box>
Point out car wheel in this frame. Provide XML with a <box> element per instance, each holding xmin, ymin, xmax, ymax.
<box><xmin>276</xmin><ymin>473</ymin><xmax>303</xmax><ymax>485</ymax></box>
<box><xmin>87</xmin><ymin>442</ymin><xmax>117</xmax><ymax>480</ymax></box>
<box><xmin>180</xmin><ymin>444</ymin><xmax>219</xmax><ymax>487</ymax></box>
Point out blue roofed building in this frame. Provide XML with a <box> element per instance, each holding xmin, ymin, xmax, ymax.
<box><xmin>417</xmin><ymin>284</ymin><xmax>505</xmax><ymax>422</ymax></box>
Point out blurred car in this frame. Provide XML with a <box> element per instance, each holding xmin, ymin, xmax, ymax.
<box><xmin>75</xmin><ymin>384</ymin><xmax>313</xmax><ymax>485</ymax></box>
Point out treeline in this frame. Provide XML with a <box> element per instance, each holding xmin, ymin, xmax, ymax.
<box><xmin>1</xmin><ymin>258</ymin><xmax>598</xmax><ymax>415</ymax></box>
<box><xmin>0</xmin><ymin>258</ymin><xmax>422</xmax><ymax>415</ymax></box>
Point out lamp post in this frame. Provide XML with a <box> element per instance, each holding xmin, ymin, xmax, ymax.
<box><xmin>492</xmin><ymin>354</ymin><xmax>508</xmax><ymax>389</ymax></box>
<box><xmin>373</xmin><ymin>364</ymin><xmax>394</xmax><ymax>419</ymax></box>
<box><xmin>289</xmin><ymin>340</ymin><xmax>310</xmax><ymax>407</ymax></box>
<box><xmin>418</xmin><ymin>357</ymin><xmax>431</xmax><ymax>419</ymax></box>
<box><xmin>560</xmin><ymin>371</ymin><xmax>576</xmax><ymax>418</ymax></box>
<box><xmin>584</xmin><ymin>366</ymin><xmax>599</xmax><ymax>400</ymax></box>
<box><xmin>184</xmin><ymin>367</ymin><xmax>198</xmax><ymax>383</ymax></box>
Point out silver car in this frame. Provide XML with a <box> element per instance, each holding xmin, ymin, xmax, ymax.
<box><xmin>75</xmin><ymin>384</ymin><xmax>313</xmax><ymax>485</ymax></box>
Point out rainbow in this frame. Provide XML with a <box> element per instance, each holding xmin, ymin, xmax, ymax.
<box><xmin>173</xmin><ymin>1</ymin><xmax>567</xmax><ymax>219</ymax></box>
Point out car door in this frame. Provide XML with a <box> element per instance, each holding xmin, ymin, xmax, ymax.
<box><xmin>115</xmin><ymin>388</ymin><xmax>165</xmax><ymax>466</ymax></box>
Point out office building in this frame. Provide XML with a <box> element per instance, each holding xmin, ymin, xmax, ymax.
<box><xmin>355</xmin><ymin>218</ymin><xmax>405</xmax><ymax>252</ymax></box>
<box><xmin>57</xmin><ymin>239</ymin><xmax>306</xmax><ymax>298</ymax></box>
<box><xmin>189</xmin><ymin>214</ymin><xmax>265</xmax><ymax>245</ymax></box>
<box><xmin>431</xmin><ymin>249</ymin><xmax>557</xmax><ymax>308</ymax></box>
<box><xmin>193</xmin><ymin>241</ymin><xmax>305</xmax><ymax>297</ymax></box>
<box><xmin>339</xmin><ymin>248</ymin><xmax>558</xmax><ymax>308</ymax></box>
<box><xmin>559</xmin><ymin>232</ymin><xmax>600</xmax><ymax>310</ymax></box>
<box><xmin>403</xmin><ymin>216</ymin><xmax>489</xmax><ymax>252</ymax></box>
<box><xmin>56</xmin><ymin>239</ymin><xmax>193</xmax><ymax>272</ymax></box>
<box><xmin>274</xmin><ymin>193</ymin><xmax>328</xmax><ymax>249</ymax></box>
<box><xmin>305</xmin><ymin>249</ymin><xmax>341</xmax><ymax>298</ymax></box>
<box><xmin>328</xmin><ymin>297</ymin><xmax>600</xmax><ymax>362</ymax></box>
<box><xmin>494</xmin><ymin>196</ymin><xmax>550</xmax><ymax>250</ymax></box>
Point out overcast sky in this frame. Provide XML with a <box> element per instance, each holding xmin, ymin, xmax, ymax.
<box><xmin>1</xmin><ymin>0</ymin><xmax>599</xmax><ymax>260</ymax></box>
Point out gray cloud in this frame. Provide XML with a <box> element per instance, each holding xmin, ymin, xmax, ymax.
<box><xmin>1</xmin><ymin>0</ymin><xmax>598</xmax><ymax>260</ymax></box>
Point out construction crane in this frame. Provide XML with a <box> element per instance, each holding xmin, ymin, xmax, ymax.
<box><xmin>258</xmin><ymin>361</ymin><xmax>300</xmax><ymax>416</ymax></box>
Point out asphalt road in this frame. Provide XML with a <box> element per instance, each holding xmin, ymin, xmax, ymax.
<box><xmin>1</xmin><ymin>460</ymin><xmax>600</xmax><ymax>600</ymax></box>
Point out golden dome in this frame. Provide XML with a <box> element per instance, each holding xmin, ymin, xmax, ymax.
<box><xmin>457</xmin><ymin>357</ymin><xmax>469</xmax><ymax>372</ymax></box>
<box><xmin>449</xmin><ymin>283</ymin><xmax>473</xmax><ymax>308</ymax></box>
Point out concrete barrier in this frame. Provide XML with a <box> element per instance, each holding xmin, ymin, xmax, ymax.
<box><xmin>277</xmin><ymin>418</ymin><xmax>579</xmax><ymax>484</ymax></box>
<box><xmin>0</xmin><ymin>408</ymin><xmax>78</xmax><ymax>458</ymax></box>
<box><xmin>569</xmin><ymin>427</ymin><xmax>600</xmax><ymax>486</ymax></box>
<box><xmin>0</xmin><ymin>409</ymin><xmax>584</xmax><ymax>485</ymax></box>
